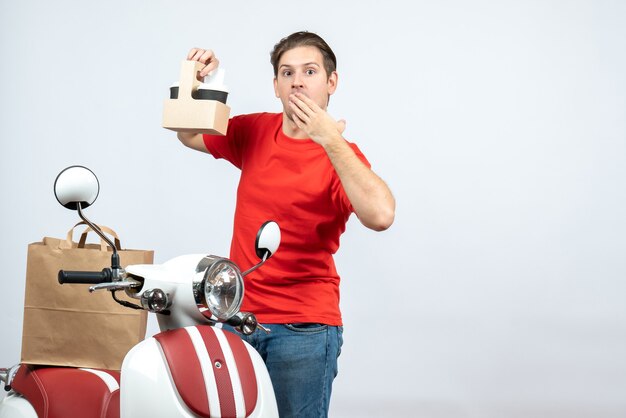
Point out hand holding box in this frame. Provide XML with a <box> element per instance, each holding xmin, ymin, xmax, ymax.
<box><xmin>162</xmin><ymin>60</ymin><xmax>230</xmax><ymax>136</ymax></box>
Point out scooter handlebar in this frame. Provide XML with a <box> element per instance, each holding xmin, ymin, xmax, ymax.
<box><xmin>58</xmin><ymin>269</ymin><xmax>112</xmax><ymax>284</ymax></box>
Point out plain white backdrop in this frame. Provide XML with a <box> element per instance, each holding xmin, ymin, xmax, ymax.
<box><xmin>1</xmin><ymin>1</ymin><xmax>625</xmax><ymax>417</ymax></box>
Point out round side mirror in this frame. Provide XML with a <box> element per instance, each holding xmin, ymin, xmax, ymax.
<box><xmin>255</xmin><ymin>221</ymin><xmax>281</xmax><ymax>260</ymax></box>
<box><xmin>54</xmin><ymin>166</ymin><xmax>99</xmax><ymax>210</ymax></box>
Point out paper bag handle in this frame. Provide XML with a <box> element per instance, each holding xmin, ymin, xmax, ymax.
<box><xmin>64</xmin><ymin>221</ymin><xmax>122</xmax><ymax>251</ymax></box>
<box><xmin>79</xmin><ymin>225</ymin><xmax>121</xmax><ymax>251</ymax></box>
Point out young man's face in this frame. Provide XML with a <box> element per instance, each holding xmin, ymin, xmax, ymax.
<box><xmin>273</xmin><ymin>46</ymin><xmax>338</xmax><ymax>120</ymax></box>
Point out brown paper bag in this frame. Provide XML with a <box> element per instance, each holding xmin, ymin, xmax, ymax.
<box><xmin>20</xmin><ymin>223</ymin><xmax>153</xmax><ymax>370</ymax></box>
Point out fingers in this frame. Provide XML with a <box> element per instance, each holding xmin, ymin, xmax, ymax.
<box><xmin>186</xmin><ymin>48</ymin><xmax>219</xmax><ymax>79</ymax></box>
<box><xmin>289</xmin><ymin>92</ymin><xmax>344</xmax><ymax>136</ymax></box>
<box><xmin>289</xmin><ymin>92</ymin><xmax>317</xmax><ymax>119</ymax></box>
<box><xmin>290</xmin><ymin>112</ymin><xmax>306</xmax><ymax>130</ymax></box>
<box><xmin>289</xmin><ymin>99</ymin><xmax>311</xmax><ymax>123</ymax></box>
<box><xmin>290</xmin><ymin>92</ymin><xmax>319</xmax><ymax>111</ymax></box>
<box><xmin>187</xmin><ymin>48</ymin><xmax>215</xmax><ymax>64</ymax></box>
<box><xmin>199</xmin><ymin>58</ymin><xmax>219</xmax><ymax>78</ymax></box>
<box><xmin>187</xmin><ymin>48</ymin><xmax>201</xmax><ymax>60</ymax></box>
<box><xmin>187</xmin><ymin>48</ymin><xmax>213</xmax><ymax>62</ymax></box>
<box><xmin>288</xmin><ymin>93</ymin><xmax>313</xmax><ymax>129</ymax></box>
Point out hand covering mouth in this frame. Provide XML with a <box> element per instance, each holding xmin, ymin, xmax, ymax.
<box><xmin>291</xmin><ymin>89</ymin><xmax>307</xmax><ymax>97</ymax></box>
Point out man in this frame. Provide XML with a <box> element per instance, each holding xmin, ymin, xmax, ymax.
<box><xmin>178</xmin><ymin>31</ymin><xmax>395</xmax><ymax>418</ymax></box>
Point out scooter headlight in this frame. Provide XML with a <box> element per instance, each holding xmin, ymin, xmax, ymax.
<box><xmin>194</xmin><ymin>256</ymin><xmax>243</xmax><ymax>321</ymax></box>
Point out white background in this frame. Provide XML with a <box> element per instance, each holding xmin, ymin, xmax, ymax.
<box><xmin>1</xmin><ymin>1</ymin><xmax>625</xmax><ymax>417</ymax></box>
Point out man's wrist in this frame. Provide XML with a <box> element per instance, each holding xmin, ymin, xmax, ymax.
<box><xmin>321</xmin><ymin>132</ymin><xmax>346</xmax><ymax>153</ymax></box>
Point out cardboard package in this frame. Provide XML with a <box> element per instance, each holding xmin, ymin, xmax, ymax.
<box><xmin>20</xmin><ymin>224</ymin><xmax>153</xmax><ymax>371</ymax></box>
<box><xmin>162</xmin><ymin>60</ymin><xmax>230</xmax><ymax>135</ymax></box>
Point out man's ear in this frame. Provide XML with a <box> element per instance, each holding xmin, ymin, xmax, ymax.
<box><xmin>273</xmin><ymin>77</ymin><xmax>279</xmax><ymax>98</ymax></box>
<box><xmin>327</xmin><ymin>71</ymin><xmax>338</xmax><ymax>96</ymax></box>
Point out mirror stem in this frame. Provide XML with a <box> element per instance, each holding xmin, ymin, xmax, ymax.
<box><xmin>241</xmin><ymin>251</ymin><xmax>269</xmax><ymax>277</ymax></box>
<box><xmin>76</xmin><ymin>202</ymin><xmax>121</xmax><ymax>269</ymax></box>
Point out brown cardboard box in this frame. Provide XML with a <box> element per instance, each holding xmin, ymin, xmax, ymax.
<box><xmin>162</xmin><ymin>60</ymin><xmax>230</xmax><ymax>135</ymax></box>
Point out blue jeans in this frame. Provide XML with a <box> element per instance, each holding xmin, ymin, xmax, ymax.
<box><xmin>222</xmin><ymin>323</ymin><xmax>343</xmax><ymax>418</ymax></box>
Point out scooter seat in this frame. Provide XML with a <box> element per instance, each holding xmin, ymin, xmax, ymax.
<box><xmin>11</xmin><ymin>364</ymin><xmax>120</xmax><ymax>418</ymax></box>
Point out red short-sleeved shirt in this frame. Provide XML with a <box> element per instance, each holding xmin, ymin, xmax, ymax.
<box><xmin>203</xmin><ymin>112</ymin><xmax>370</xmax><ymax>326</ymax></box>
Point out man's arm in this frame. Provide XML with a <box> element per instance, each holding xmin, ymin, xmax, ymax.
<box><xmin>177</xmin><ymin>132</ymin><xmax>210</xmax><ymax>153</ymax></box>
<box><xmin>288</xmin><ymin>92</ymin><xmax>396</xmax><ymax>232</ymax></box>
<box><xmin>322</xmin><ymin>135</ymin><xmax>395</xmax><ymax>231</ymax></box>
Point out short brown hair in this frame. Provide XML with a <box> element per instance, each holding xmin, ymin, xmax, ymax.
<box><xmin>270</xmin><ymin>31</ymin><xmax>337</xmax><ymax>78</ymax></box>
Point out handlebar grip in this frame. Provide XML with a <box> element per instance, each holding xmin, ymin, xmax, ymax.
<box><xmin>58</xmin><ymin>269</ymin><xmax>112</xmax><ymax>284</ymax></box>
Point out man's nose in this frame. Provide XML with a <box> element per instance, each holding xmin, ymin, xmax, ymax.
<box><xmin>291</xmin><ymin>72</ymin><xmax>304</xmax><ymax>88</ymax></box>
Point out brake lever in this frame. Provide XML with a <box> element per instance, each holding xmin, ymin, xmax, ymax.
<box><xmin>89</xmin><ymin>280</ymin><xmax>141</xmax><ymax>293</ymax></box>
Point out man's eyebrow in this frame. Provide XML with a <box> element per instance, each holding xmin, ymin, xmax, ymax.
<box><xmin>278</xmin><ymin>62</ymin><xmax>321</xmax><ymax>69</ymax></box>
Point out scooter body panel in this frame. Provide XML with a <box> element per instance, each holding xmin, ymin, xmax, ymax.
<box><xmin>121</xmin><ymin>327</ymin><xmax>278</xmax><ymax>418</ymax></box>
<box><xmin>120</xmin><ymin>337</ymin><xmax>196</xmax><ymax>417</ymax></box>
<box><xmin>0</xmin><ymin>392</ymin><xmax>37</xmax><ymax>418</ymax></box>
<box><xmin>126</xmin><ymin>255</ymin><xmax>216</xmax><ymax>330</ymax></box>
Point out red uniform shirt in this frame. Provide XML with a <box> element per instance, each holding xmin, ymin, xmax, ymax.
<box><xmin>203</xmin><ymin>112</ymin><xmax>370</xmax><ymax>325</ymax></box>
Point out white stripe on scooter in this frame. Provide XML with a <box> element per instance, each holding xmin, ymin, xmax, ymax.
<box><xmin>213</xmin><ymin>328</ymin><xmax>246</xmax><ymax>418</ymax></box>
<box><xmin>79</xmin><ymin>368</ymin><xmax>119</xmax><ymax>392</ymax></box>
<box><xmin>185</xmin><ymin>326</ymin><xmax>221</xmax><ymax>418</ymax></box>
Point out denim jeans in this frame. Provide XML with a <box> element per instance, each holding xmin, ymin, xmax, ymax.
<box><xmin>222</xmin><ymin>323</ymin><xmax>343</xmax><ymax>418</ymax></box>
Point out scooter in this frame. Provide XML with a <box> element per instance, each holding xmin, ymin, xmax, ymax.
<box><xmin>0</xmin><ymin>165</ymin><xmax>280</xmax><ymax>418</ymax></box>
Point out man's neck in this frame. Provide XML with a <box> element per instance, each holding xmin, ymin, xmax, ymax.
<box><xmin>281</xmin><ymin>113</ymin><xmax>309</xmax><ymax>139</ymax></box>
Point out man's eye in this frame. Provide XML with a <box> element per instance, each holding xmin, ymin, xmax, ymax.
<box><xmin>306</xmin><ymin>69</ymin><xmax>316</xmax><ymax>75</ymax></box>
<box><xmin>282</xmin><ymin>70</ymin><xmax>292</xmax><ymax>77</ymax></box>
